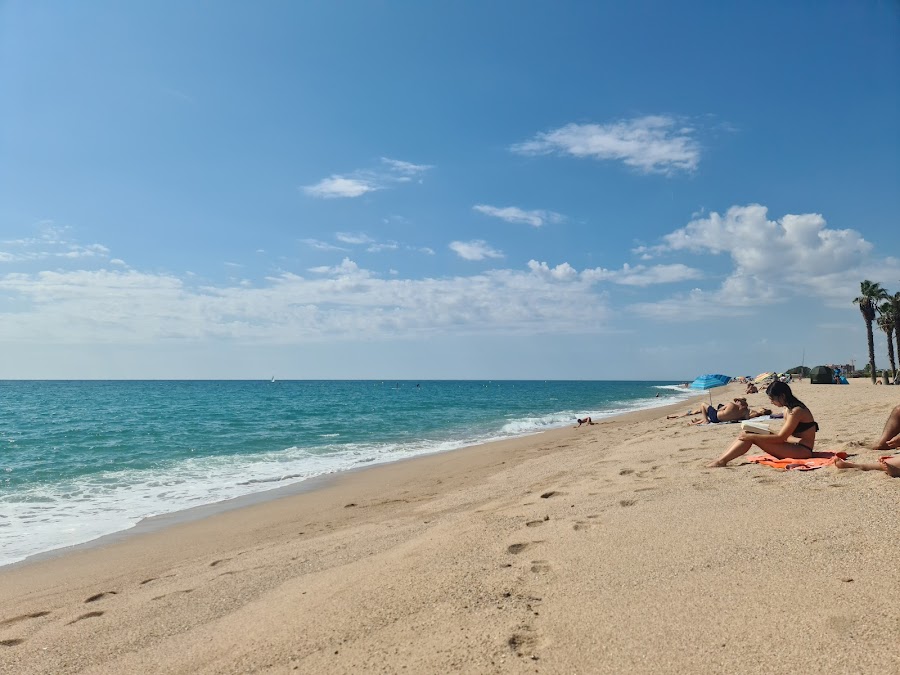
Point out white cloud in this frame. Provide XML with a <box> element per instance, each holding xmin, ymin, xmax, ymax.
<box><xmin>380</xmin><ymin>157</ymin><xmax>432</xmax><ymax>176</ymax></box>
<box><xmin>303</xmin><ymin>157</ymin><xmax>433</xmax><ymax>199</ymax></box>
<box><xmin>511</xmin><ymin>115</ymin><xmax>700</xmax><ymax>174</ymax></box>
<box><xmin>0</xmin><ymin>222</ymin><xmax>112</xmax><ymax>264</ymax></box>
<box><xmin>0</xmin><ymin>259</ymin><xmax>617</xmax><ymax>344</ymax></box>
<box><xmin>302</xmin><ymin>176</ymin><xmax>377</xmax><ymax>199</ymax></box>
<box><xmin>300</xmin><ymin>238</ymin><xmax>348</xmax><ymax>252</ymax></box>
<box><xmin>335</xmin><ymin>232</ymin><xmax>375</xmax><ymax>245</ymax></box>
<box><xmin>527</xmin><ymin>260</ymin><xmax>578</xmax><ymax>281</ymax></box>
<box><xmin>581</xmin><ymin>263</ymin><xmax>703</xmax><ymax>286</ymax></box>
<box><xmin>449</xmin><ymin>240</ymin><xmax>504</xmax><ymax>261</ymax></box>
<box><xmin>473</xmin><ymin>204</ymin><xmax>565</xmax><ymax>228</ymax></box>
<box><xmin>630</xmin><ymin>204</ymin><xmax>900</xmax><ymax>320</ymax></box>
<box><xmin>367</xmin><ymin>242</ymin><xmax>399</xmax><ymax>252</ymax></box>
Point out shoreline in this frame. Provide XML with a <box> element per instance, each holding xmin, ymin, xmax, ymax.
<box><xmin>3</xmin><ymin>380</ymin><xmax>897</xmax><ymax>674</ymax></box>
<box><xmin>3</xmin><ymin>388</ymin><xmax>699</xmax><ymax>570</ymax></box>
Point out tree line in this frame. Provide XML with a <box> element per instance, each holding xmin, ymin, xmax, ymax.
<box><xmin>854</xmin><ymin>280</ymin><xmax>900</xmax><ymax>384</ymax></box>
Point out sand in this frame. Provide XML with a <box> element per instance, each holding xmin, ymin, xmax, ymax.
<box><xmin>1</xmin><ymin>380</ymin><xmax>898</xmax><ymax>674</ymax></box>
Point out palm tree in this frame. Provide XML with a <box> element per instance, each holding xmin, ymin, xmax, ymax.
<box><xmin>853</xmin><ymin>280</ymin><xmax>888</xmax><ymax>384</ymax></box>
<box><xmin>891</xmin><ymin>292</ymin><xmax>900</xmax><ymax>378</ymax></box>
<box><xmin>877</xmin><ymin>302</ymin><xmax>896</xmax><ymax>380</ymax></box>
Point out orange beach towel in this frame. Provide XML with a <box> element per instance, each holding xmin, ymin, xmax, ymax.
<box><xmin>746</xmin><ymin>451</ymin><xmax>848</xmax><ymax>471</ymax></box>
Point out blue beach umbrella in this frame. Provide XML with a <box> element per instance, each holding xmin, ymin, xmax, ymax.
<box><xmin>689</xmin><ymin>373</ymin><xmax>731</xmax><ymax>403</ymax></box>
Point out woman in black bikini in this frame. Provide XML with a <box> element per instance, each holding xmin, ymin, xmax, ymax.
<box><xmin>707</xmin><ymin>381</ymin><xmax>818</xmax><ymax>468</ymax></box>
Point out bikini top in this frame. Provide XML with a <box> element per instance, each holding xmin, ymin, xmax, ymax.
<box><xmin>794</xmin><ymin>420</ymin><xmax>819</xmax><ymax>434</ymax></box>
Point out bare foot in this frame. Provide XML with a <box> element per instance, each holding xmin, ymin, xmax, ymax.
<box><xmin>833</xmin><ymin>457</ymin><xmax>851</xmax><ymax>469</ymax></box>
<box><xmin>706</xmin><ymin>459</ymin><xmax>728</xmax><ymax>468</ymax></box>
<box><xmin>881</xmin><ymin>458</ymin><xmax>900</xmax><ymax>478</ymax></box>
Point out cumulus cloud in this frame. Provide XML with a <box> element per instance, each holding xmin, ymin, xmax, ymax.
<box><xmin>527</xmin><ymin>260</ymin><xmax>579</xmax><ymax>281</ymax></box>
<box><xmin>511</xmin><ymin>115</ymin><xmax>700</xmax><ymax>174</ymax></box>
<box><xmin>473</xmin><ymin>205</ymin><xmax>565</xmax><ymax>228</ymax></box>
<box><xmin>302</xmin><ymin>157</ymin><xmax>432</xmax><ymax>199</ymax></box>
<box><xmin>449</xmin><ymin>240</ymin><xmax>504</xmax><ymax>261</ymax></box>
<box><xmin>630</xmin><ymin>204</ymin><xmax>900</xmax><ymax>320</ymax></box>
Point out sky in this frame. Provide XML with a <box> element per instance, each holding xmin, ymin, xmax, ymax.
<box><xmin>1</xmin><ymin>1</ymin><xmax>899</xmax><ymax>380</ymax></box>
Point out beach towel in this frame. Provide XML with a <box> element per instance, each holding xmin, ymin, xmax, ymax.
<box><xmin>746</xmin><ymin>451</ymin><xmax>847</xmax><ymax>471</ymax></box>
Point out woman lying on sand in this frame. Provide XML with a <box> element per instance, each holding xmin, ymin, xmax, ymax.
<box><xmin>707</xmin><ymin>382</ymin><xmax>817</xmax><ymax>468</ymax></box>
<box><xmin>688</xmin><ymin>399</ymin><xmax>749</xmax><ymax>425</ymax></box>
<box><xmin>833</xmin><ymin>404</ymin><xmax>900</xmax><ymax>477</ymax></box>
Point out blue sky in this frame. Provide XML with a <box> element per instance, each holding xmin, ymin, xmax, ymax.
<box><xmin>1</xmin><ymin>1</ymin><xmax>899</xmax><ymax>379</ymax></box>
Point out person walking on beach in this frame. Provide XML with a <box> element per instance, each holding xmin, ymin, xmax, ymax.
<box><xmin>833</xmin><ymin>404</ymin><xmax>900</xmax><ymax>477</ymax></box>
<box><xmin>575</xmin><ymin>417</ymin><xmax>596</xmax><ymax>428</ymax></box>
<box><xmin>707</xmin><ymin>382</ymin><xmax>817</xmax><ymax>467</ymax></box>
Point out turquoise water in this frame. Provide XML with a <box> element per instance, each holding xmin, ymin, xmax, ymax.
<box><xmin>0</xmin><ymin>380</ymin><xmax>692</xmax><ymax>566</ymax></box>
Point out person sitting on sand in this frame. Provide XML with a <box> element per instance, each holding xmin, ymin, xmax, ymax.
<box><xmin>745</xmin><ymin>383</ymin><xmax>758</xmax><ymax>394</ymax></box>
<box><xmin>833</xmin><ymin>404</ymin><xmax>900</xmax><ymax>477</ymax></box>
<box><xmin>688</xmin><ymin>398</ymin><xmax>749</xmax><ymax>425</ymax></box>
<box><xmin>707</xmin><ymin>382</ymin><xmax>817</xmax><ymax>467</ymax></box>
<box><xmin>575</xmin><ymin>417</ymin><xmax>596</xmax><ymax>428</ymax></box>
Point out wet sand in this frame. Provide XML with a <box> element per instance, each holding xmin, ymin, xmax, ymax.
<box><xmin>1</xmin><ymin>379</ymin><xmax>898</xmax><ymax>674</ymax></box>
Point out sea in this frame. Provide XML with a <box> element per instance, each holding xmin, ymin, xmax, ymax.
<box><xmin>0</xmin><ymin>380</ymin><xmax>694</xmax><ymax>567</ymax></box>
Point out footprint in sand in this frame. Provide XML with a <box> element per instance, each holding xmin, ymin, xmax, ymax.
<box><xmin>539</xmin><ymin>491</ymin><xmax>560</xmax><ymax>499</ymax></box>
<box><xmin>525</xmin><ymin>518</ymin><xmax>547</xmax><ymax>528</ymax></box>
<box><xmin>530</xmin><ymin>560</ymin><xmax>551</xmax><ymax>573</ymax></box>
<box><xmin>85</xmin><ymin>591</ymin><xmax>117</xmax><ymax>603</ymax></box>
<box><xmin>619</xmin><ymin>499</ymin><xmax>637</xmax><ymax>507</ymax></box>
<box><xmin>67</xmin><ymin>611</ymin><xmax>104</xmax><ymax>625</ymax></box>
<box><xmin>619</xmin><ymin>469</ymin><xmax>635</xmax><ymax>475</ymax></box>
<box><xmin>0</xmin><ymin>611</ymin><xmax>50</xmax><ymax>627</ymax></box>
<box><xmin>209</xmin><ymin>558</ymin><xmax>231</xmax><ymax>567</ymax></box>
<box><xmin>0</xmin><ymin>639</ymin><xmax>24</xmax><ymax>647</ymax></box>
<box><xmin>507</xmin><ymin>543</ymin><xmax>530</xmax><ymax>554</ymax></box>
<box><xmin>572</xmin><ymin>521</ymin><xmax>594</xmax><ymax>531</ymax></box>
<box><xmin>151</xmin><ymin>589</ymin><xmax>194</xmax><ymax>601</ymax></box>
<box><xmin>507</xmin><ymin>630</ymin><xmax>538</xmax><ymax>656</ymax></box>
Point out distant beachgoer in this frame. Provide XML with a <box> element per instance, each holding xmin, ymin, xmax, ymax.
<box><xmin>745</xmin><ymin>383</ymin><xmax>758</xmax><ymax>394</ymax></box>
<box><xmin>575</xmin><ymin>417</ymin><xmax>596</xmax><ymax>428</ymax></box>
<box><xmin>707</xmin><ymin>381</ymin><xmax>817</xmax><ymax>468</ymax></box>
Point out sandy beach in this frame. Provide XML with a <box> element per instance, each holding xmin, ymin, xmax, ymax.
<box><xmin>1</xmin><ymin>379</ymin><xmax>898</xmax><ymax>674</ymax></box>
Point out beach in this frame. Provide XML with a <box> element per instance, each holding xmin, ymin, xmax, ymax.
<box><xmin>1</xmin><ymin>379</ymin><xmax>898</xmax><ymax>674</ymax></box>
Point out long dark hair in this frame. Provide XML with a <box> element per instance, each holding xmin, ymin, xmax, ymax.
<box><xmin>766</xmin><ymin>381</ymin><xmax>807</xmax><ymax>410</ymax></box>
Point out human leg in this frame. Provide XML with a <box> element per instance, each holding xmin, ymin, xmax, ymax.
<box><xmin>707</xmin><ymin>437</ymin><xmax>753</xmax><ymax>467</ymax></box>
<box><xmin>834</xmin><ymin>455</ymin><xmax>900</xmax><ymax>477</ymax></box>
<box><xmin>874</xmin><ymin>405</ymin><xmax>900</xmax><ymax>450</ymax></box>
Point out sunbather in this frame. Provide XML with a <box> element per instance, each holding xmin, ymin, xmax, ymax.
<box><xmin>707</xmin><ymin>382</ymin><xmax>817</xmax><ymax>467</ymax></box>
<box><xmin>747</xmin><ymin>407</ymin><xmax>772</xmax><ymax>419</ymax></box>
<box><xmin>689</xmin><ymin>398</ymin><xmax>749</xmax><ymax>425</ymax></box>
<box><xmin>668</xmin><ymin>398</ymin><xmax>749</xmax><ymax>422</ymax></box>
